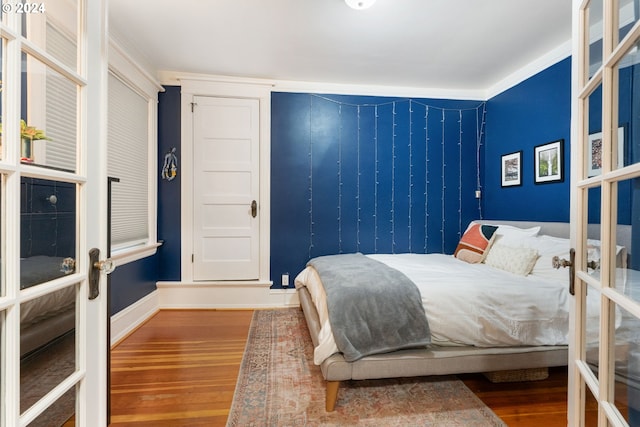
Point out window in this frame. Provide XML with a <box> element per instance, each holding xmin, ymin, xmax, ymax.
<box><xmin>107</xmin><ymin>41</ymin><xmax>161</xmax><ymax>263</ymax></box>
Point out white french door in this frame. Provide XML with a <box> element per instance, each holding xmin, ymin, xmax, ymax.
<box><xmin>0</xmin><ymin>0</ymin><xmax>108</xmax><ymax>426</ymax></box>
<box><xmin>570</xmin><ymin>0</ymin><xmax>640</xmax><ymax>426</ymax></box>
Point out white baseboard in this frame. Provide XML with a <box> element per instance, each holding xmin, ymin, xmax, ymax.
<box><xmin>156</xmin><ymin>281</ymin><xmax>299</xmax><ymax>309</ymax></box>
<box><xmin>110</xmin><ymin>284</ymin><xmax>299</xmax><ymax>346</ymax></box>
<box><xmin>110</xmin><ymin>290</ymin><xmax>160</xmax><ymax>346</ymax></box>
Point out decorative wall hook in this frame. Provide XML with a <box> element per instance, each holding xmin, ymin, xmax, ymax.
<box><xmin>162</xmin><ymin>147</ymin><xmax>178</xmax><ymax>181</ymax></box>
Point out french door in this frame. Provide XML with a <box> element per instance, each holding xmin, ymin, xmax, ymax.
<box><xmin>571</xmin><ymin>0</ymin><xmax>640</xmax><ymax>425</ymax></box>
<box><xmin>0</xmin><ymin>0</ymin><xmax>108</xmax><ymax>426</ymax></box>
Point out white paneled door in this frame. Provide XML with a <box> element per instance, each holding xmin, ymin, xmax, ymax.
<box><xmin>192</xmin><ymin>96</ymin><xmax>260</xmax><ymax>280</ymax></box>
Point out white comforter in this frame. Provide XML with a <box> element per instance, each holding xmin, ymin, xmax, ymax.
<box><xmin>296</xmin><ymin>253</ymin><xmax>603</xmax><ymax>365</ymax></box>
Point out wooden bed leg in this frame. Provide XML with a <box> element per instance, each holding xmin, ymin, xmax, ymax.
<box><xmin>325</xmin><ymin>381</ymin><xmax>340</xmax><ymax>412</ymax></box>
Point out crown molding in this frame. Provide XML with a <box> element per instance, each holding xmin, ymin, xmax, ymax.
<box><xmin>157</xmin><ymin>40</ymin><xmax>572</xmax><ymax>101</ymax></box>
<box><xmin>486</xmin><ymin>39</ymin><xmax>572</xmax><ymax>99</ymax></box>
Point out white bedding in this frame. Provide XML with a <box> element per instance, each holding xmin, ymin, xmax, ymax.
<box><xmin>296</xmin><ymin>253</ymin><xmax>605</xmax><ymax>365</ymax></box>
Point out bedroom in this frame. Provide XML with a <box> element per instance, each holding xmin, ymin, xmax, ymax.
<box><xmin>2</xmin><ymin>0</ymin><xmax>639</xmax><ymax>425</ymax></box>
<box><xmin>114</xmin><ymin>0</ymin><xmax>638</xmax><ymax>424</ymax></box>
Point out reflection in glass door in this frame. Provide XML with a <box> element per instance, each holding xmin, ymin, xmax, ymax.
<box><xmin>572</xmin><ymin>0</ymin><xmax>640</xmax><ymax>426</ymax></box>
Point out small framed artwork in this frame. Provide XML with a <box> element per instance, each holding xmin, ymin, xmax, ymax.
<box><xmin>587</xmin><ymin>126</ymin><xmax>625</xmax><ymax>177</ymax></box>
<box><xmin>534</xmin><ymin>139</ymin><xmax>564</xmax><ymax>184</ymax></box>
<box><xmin>501</xmin><ymin>151</ymin><xmax>522</xmax><ymax>187</ymax></box>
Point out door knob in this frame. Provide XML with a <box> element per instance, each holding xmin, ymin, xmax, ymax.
<box><xmin>88</xmin><ymin>248</ymin><xmax>115</xmax><ymax>300</ymax></box>
<box><xmin>552</xmin><ymin>248</ymin><xmax>576</xmax><ymax>296</ymax></box>
<box><xmin>251</xmin><ymin>200</ymin><xmax>257</xmax><ymax>218</ymax></box>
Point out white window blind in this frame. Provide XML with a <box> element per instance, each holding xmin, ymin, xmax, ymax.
<box><xmin>108</xmin><ymin>73</ymin><xmax>149</xmax><ymax>250</ymax></box>
<box><xmin>44</xmin><ymin>22</ymin><xmax>77</xmax><ymax>171</ymax></box>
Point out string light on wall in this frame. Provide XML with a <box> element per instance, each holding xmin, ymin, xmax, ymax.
<box><xmin>408</xmin><ymin>100</ymin><xmax>414</xmax><ymax>253</ymax></box>
<box><xmin>457</xmin><ymin>111</ymin><xmax>463</xmax><ymax>239</ymax></box>
<box><xmin>391</xmin><ymin>101</ymin><xmax>397</xmax><ymax>254</ymax></box>
<box><xmin>338</xmin><ymin>104</ymin><xmax>343</xmax><ymax>253</ymax></box>
<box><xmin>476</xmin><ymin>104</ymin><xmax>486</xmax><ymax>218</ymax></box>
<box><xmin>304</xmin><ymin>94</ymin><xmax>486</xmax><ymax>259</ymax></box>
<box><xmin>308</xmin><ymin>95</ymin><xmax>315</xmax><ymax>258</ymax></box>
<box><xmin>345</xmin><ymin>0</ymin><xmax>376</xmax><ymax>10</ymax></box>
<box><xmin>424</xmin><ymin>106</ymin><xmax>430</xmax><ymax>253</ymax></box>
<box><xmin>441</xmin><ymin>109</ymin><xmax>446</xmax><ymax>254</ymax></box>
<box><xmin>374</xmin><ymin>105</ymin><xmax>379</xmax><ymax>253</ymax></box>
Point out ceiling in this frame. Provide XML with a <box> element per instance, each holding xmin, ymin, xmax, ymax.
<box><xmin>108</xmin><ymin>0</ymin><xmax>572</xmax><ymax>96</ymax></box>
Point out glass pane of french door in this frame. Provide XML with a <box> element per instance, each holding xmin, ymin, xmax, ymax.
<box><xmin>19</xmin><ymin>174</ymin><xmax>78</xmax><ymax>424</ymax></box>
<box><xmin>615</xmin><ymin>179</ymin><xmax>640</xmax><ymax>425</ymax></box>
<box><xmin>22</xmin><ymin>0</ymin><xmax>79</xmax><ymax>73</ymax></box>
<box><xmin>0</xmin><ymin>0</ymin><xmax>91</xmax><ymax>424</ymax></box>
<box><xmin>575</xmin><ymin>0</ymin><xmax>640</xmax><ymax>426</ymax></box>
<box><xmin>587</xmin><ymin>0</ymin><xmax>604</xmax><ymax>79</ymax></box>
<box><xmin>618</xmin><ymin>0</ymin><xmax>638</xmax><ymax>45</ymax></box>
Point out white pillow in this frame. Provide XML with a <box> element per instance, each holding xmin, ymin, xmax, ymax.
<box><xmin>492</xmin><ymin>225</ymin><xmax>541</xmax><ymax>247</ymax></box>
<box><xmin>468</xmin><ymin>222</ymin><xmax>541</xmax><ymax>247</ymax></box>
<box><xmin>484</xmin><ymin>244</ymin><xmax>540</xmax><ymax>276</ymax></box>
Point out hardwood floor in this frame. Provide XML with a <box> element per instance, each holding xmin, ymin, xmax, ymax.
<box><xmin>459</xmin><ymin>368</ymin><xmax>570</xmax><ymax>426</ymax></box>
<box><xmin>109</xmin><ymin>309</ymin><xmax>253</xmax><ymax>426</ymax></box>
<box><xmin>109</xmin><ymin>309</ymin><xmax>572</xmax><ymax>426</ymax></box>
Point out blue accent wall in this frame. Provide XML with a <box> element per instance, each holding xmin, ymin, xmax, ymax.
<box><xmin>484</xmin><ymin>57</ymin><xmax>637</xmax><ymax>227</ymax></box>
<box><xmin>484</xmin><ymin>58</ymin><xmax>572</xmax><ymax>222</ymax></box>
<box><xmin>118</xmin><ymin>56</ymin><xmax>640</xmax><ymax>308</ymax></box>
<box><xmin>270</xmin><ymin>93</ymin><xmax>486</xmax><ymax>287</ymax></box>
<box><xmin>110</xmin><ymin>255</ymin><xmax>158</xmax><ymax>314</ymax></box>
<box><xmin>157</xmin><ymin>86</ymin><xmax>182</xmax><ymax>281</ymax></box>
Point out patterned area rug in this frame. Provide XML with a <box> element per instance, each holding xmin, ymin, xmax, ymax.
<box><xmin>227</xmin><ymin>308</ymin><xmax>507</xmax><ymax>426</ymax></box>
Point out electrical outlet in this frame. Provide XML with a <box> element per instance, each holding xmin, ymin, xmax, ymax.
<box><xmin>282</xmin><ymin>273</ymin><xmax>290</xmax><ymax>288</ymax></box>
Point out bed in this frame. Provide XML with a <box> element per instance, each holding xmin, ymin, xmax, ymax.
<box><xmin>294</xmin><ymin>220</ymin><xmax>633</xmax><ymax>411</ymax></box>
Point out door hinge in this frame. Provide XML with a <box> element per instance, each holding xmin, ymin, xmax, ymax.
<box><xmin>192</xmin><ymin>254</ymin><xmax>194</xmax><ymax>263</ymax></box>
<box><xmin>191</xmin><ymin>102</ymin><xmax>197</xmax><ymax>112</ymax></box>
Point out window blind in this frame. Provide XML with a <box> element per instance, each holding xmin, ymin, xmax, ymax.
<box><xmin>45</xmin><ymin>22</ymin><xmax>77</xmax><ymax>171</ymax></box>
<box><xmin>107</xmin><ymin>73</ymin><xmax>149</xmax><ymax>250</ymax></box>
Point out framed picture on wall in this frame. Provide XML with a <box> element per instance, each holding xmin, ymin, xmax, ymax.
<box><xmin>534</xmin><ymin>139</ymin><xmax>564</xmax><ymax>184</ymax></box>
<box><xmin>587</xmin><ymin>126</ymin><xmax>625</xmax><ymax>177</ymax></box>
<box><xmin>501</xmin><ymin>151</ymin><xmax>522</xmax><ymax>187</ymax></box>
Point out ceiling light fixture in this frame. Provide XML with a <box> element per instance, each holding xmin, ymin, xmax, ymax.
<box><xmin>345</xmin><ymin>0</ymin><xmax>376</xmax><ymax>10</ymax></box>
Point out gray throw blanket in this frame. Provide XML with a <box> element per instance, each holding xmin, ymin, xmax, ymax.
<box><xmin>308</xmin><ymin>253</ymin><xmax>431</xmax><ymax>362</ymax></box>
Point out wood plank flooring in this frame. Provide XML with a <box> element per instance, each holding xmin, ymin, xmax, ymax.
<box><xmin>109</xmin><ymin>309</ymin><xmax>253</xmax><ymax>426</ymax></box>
<box><xmin>109</xmin><ymin>309</ymin><xmax>572</xmax><ymax>426</ymax></box>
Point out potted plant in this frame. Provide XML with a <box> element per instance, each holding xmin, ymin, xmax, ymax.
<box><xmin>0</xmin><ymin>119</ymin><xmax>50</xmax><ymax>162</ymax></box>
<box><xmin>19</xmin><ymin>119</ymin><xmax>50</xmax><ymax>162</ymax></box>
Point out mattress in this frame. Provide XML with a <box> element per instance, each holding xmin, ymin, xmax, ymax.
<box><xmin>296</xmin><ymin>253</ymin><xmax>609</xmax><ymax>365</ymax></box>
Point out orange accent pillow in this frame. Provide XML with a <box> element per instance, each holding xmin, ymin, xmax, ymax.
<box><xmin>454</xmin><ymin>223</ymin><xmax>498</xmax><ymax>263</ymax></box>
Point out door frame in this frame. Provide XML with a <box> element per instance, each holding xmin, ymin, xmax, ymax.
<box><xmin>178</xmin><ymin>76</ymin><xmax>272</xmax><ymax>285</ymax></box>
<box><xmin>191</xmin><ymin>95</ymin><xmax>260</xmax><ymax>281</ymax></box>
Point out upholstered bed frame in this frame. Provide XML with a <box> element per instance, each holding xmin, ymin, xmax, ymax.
<box><xmin>297</xmin><ymin>220</ymin><xmax>632</xmax><ymax>412</ymax></box>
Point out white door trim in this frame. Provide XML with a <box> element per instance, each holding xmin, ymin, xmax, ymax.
<box><xmin>179</xmin><ymin>77</ymin><xmax>272</xmax><ymax>284</ymax></box>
